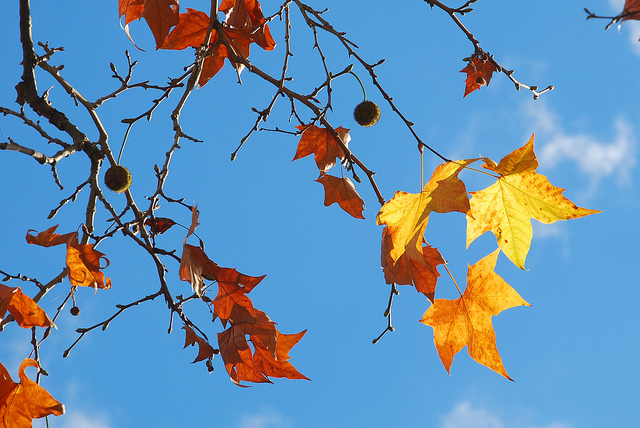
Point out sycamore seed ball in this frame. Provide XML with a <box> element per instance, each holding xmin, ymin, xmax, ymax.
<box><xmin>104</xmin><ymin>165</ymin><xmax>132</xmax><ymax>193</ymax></box>
<box><xmin>354</xmin><ymin>100</ymin><xmax>380</xmax><ymax>127</ymax></box>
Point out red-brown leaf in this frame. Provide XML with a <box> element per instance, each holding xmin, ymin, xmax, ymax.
<box><xmin>220</xmin><ymin>0</ymin><xmax>276</xmax><ymax>50</ymax></box>
<box><xmin>460</xmin><ymin>54</ymin><xmax>498</xmax><ymax>97</ymax></box>
<box><xmin>315</xmin><ymin>175</ymin><xmax>365</xmax><ymax>219</ymax></box>
<box><xmin>145</xmin><ymin>217</ymin><xmax>177</xmax><ymax>234</ymax></box>
<box><xmin>380</xmin><ymin>229</ymin><xmax>444</xmax><ymax>302</ymax></box>
<box><xmin>293</xmin><ymin>125</ymin><xmax>350</xmax><ymax>175</ymax></box>
<box><xmin>622</xmin><ymin>0</ymin><xmax>640</xmax><ymax>21</ymax></box>
<box><xmin>182</xmin><ymin>324</ymin><xmax>216</xmax><ymax>363</ymax></box>
<box><xmin>218</xmin><ymin>314</ymin><xmax>307</xmax><ymax>386</ymax></box>
<box><xmin>160</xmin><ymin>8</ymin><xmax>209</xmax><ymax>50</ymax></box>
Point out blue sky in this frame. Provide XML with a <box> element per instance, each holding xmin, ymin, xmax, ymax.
<box><xmin>1</xmin><ymin>0</ymin><xmax>639</xmax><ymax>427</ymax></box>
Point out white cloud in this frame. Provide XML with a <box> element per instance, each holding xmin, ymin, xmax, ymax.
<box><xmin>32</xmin><ymin>411</ymin><xmax>110</xmax><ymax>428</ymax></box>
<box><xmin>523</xmin><ymin>102</ymin><xmax>637</xmax><ymax>188</ymax></box>
<box><xmin>440</xmin><ymin>401</ymin><xmax>573</xmax><ymax>428</ymax></box>
<box><xmin>236</xmin><ymin>408</ymin><xmax>292</xmax><ymax>428</ymax></box>
<box><xmin>441</xmin><ymin>402</ymin><xmax>504</xmax><ymax>428</ymax></box>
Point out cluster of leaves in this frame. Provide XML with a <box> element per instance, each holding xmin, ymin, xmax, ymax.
<box><xmin>120</xmin><ymin>0</ymin><xmax>275</xmax><ymax>86</ymax></box>
<box><xmin>0</xmin><ymin>0</ymin><xmax>616</xmax><ymax>425</ymax></box>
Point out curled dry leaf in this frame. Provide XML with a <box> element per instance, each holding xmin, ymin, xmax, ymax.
<box><xmin>0</xmin><ymin>285</ymin><xmax>55</xmax><ymax>329</ymax></box>
<box><xmin>183</xmin><ymin>324</ymin><xmax>216</xmax><ymax>363</ymax></box>
<box><xmin>26</xmin><ymin>226</ymin><xmax>112</xmax><ymax>290</ymax></box>
<box><xmin>0</xmin><ymin>359</ymin><xmax>65</xmax><ymax>427</ymax></box>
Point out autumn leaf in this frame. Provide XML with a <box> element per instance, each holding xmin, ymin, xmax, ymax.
<box><xmin>25</xmin><ymin>225</ymin><xmax>75</xmax><ymax>247</ymax></box>
<box><xmin>622</xmin><ymin>0</ymin><xmax>640</xmax><ymax>22</ymax></box>
<box><xmin>377</xmin><ymin>159</ymin><xmax>476</xmax><ymax>266</ymax></box>
<box><xmin>461</xmin><ymin>54</ymin><xmax>498</xmax><ymax>97</ymax></box>
<box><xmin>161</xmin><ymin>10</ymin><xmax>252</xmax><ymax>86</ymax></box>
<box><xmin>161</xmin><ymin>1</ymin><xmax>275</xmax><ymax>86</ymax></box>
<box><xmin>293</xmin><ymin>125</ymin><xmax>351</xmax><ymax>175</ymax></box>
<box><xmin>160</xmin><ymin>8</ymin><xmax>209</xmax><ymax>50</ymax></box>
<box><xmin>183</xmin><ymin>324</ymin><xmax>216</xmax><ymax>363</ymax></box>
<box><xmin>119</xmin><ymin>0</ymin><xmax>180</xmax><ymax>49</ymax></box>
<box><xmin>315</xmin><ymin>175</ymin><xmax>365</xmax><ymax>219</ymax></box>
<box><xmin>65</xmin><ymin>244</ymin><xmax>112</xmax><ymax>290</ymax></box>
<box><xmin>466</xmin><ymin>135</ymin><xmax>601</xmax><ymax>269</ymax></box>
<box><xmin>26</xmin><ymin>226</ymin><xmax>112</xmax><ymax>290</ymax></box>
<box><xmin>211</xmin><ymin>266</ymin><xmax>266</xmax><ymax>325</ymax></box>
<box><xmin>0</xmin><ymin>285</ymin><xmax>55</xmax><ymax>329</ymax></box>
<box><xmin>380</xmin><ymin>229</ymin><xmax>444</xmax><ymax>302</ymax></box>
<box><xmin>0</xmin><ymin>359</ymin><xmax>65</xmax><ymax>427</ymax></box>
<box><xmin>220</xmin><ymin>0</ymin><xmax>276</xmax><ymax>50</ymax></box>
<box><xmin>145</xmin><ymin>217</ymin><xmax>177</xmax><ymax>234</ymax></box>
<box><xmin>253</xmin><ymin>330</ymin><xmax>309</xmax><ymax>381</ymax></box>
<box><xmin>421</xmin><ymin>250</ymin><xmax>530</xmax><ymax>380</ymax></box>
<box><xmin>179</xmin><ymin>244</ymin><xmax>216</xmax><ymax>297</ymax></box>
<box><xmin>218</xmin><ymin>311</ymin><xmax>307</xmax><ymax>386</ymax></box>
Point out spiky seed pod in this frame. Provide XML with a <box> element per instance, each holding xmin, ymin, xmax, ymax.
<box><xmin>104</xmin><ymin>165</ymin><xmax>132</xmax><ymax>193</ymax></box>
<box><xmin>354</xmin><ymin>100</ymin><xmax>380</xmax><ymax>127</ymax></box>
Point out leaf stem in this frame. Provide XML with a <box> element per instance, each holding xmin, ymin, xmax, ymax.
<box><xmin>443</xmin><ymin>262</ymin><xmax>463</xmax><ymax>297</ymax></box>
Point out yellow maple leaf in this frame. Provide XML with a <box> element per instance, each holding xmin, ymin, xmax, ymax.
<box><xmin>420</xmin><ymin>249</ymin><xmax>530</xmax><ymax>380</ymax></box>
<box><xmin>466</xmin><ymin>135</ymin><xmax>601</xmax><ymax>269</ymax></box>
<box><xmin>377</xmin><ymin>159</ymin><xmax>477</xmax><ymax>265</ymax></box>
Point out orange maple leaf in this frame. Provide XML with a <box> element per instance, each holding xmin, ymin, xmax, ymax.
<box><xmin>0</xmin><ymin>359</ymin><xmax>65</xmax><ymax>427</ymax></box>
<box><xmin>315</xmin><ymin>175</ymin><xmax>365</xmax><ymax>219</ymax></box>
<box><xmin>218</xmin><ymin>310</ymin><xmax>307</xmax><ymax>386</ymax></box>
<box><xmin>421</xmin><ymin>250</ymin><xmax>530</xmax><ymax>380</ymax></box>
<box><xmin>466</xmin><ymin>135</ymin><xmax>601</xmax><ymax>269</ymax></box>
<box><xmin>161</xmin><ymin>9</ymin><xmax>252</xmax><ymax>86</ymax></box>
<box><xmin>377</xmin><ymin>159</ymin><xmax>476</xmax><ymax>266</ymax></box>
<box><xmin>460</xmin><ymin>54</ymin><xmax>498</xmax><ymax>97</ymax></box>
<box><xmin>119</xmin><ymin>0</ymin><xmax>180</xmax><ymax>49</ymax></box>
<box><xmin>182</xmin><ymin>324</ymin><xmax>216</xmax><ymax>363</ymax></box>
<box><xmin>293</xmin><ymin>125</ymin><xmax>351</xmax><ymax>175</ymax></box>
<box><xmin>0</xmin><ymin>285</ymin><xmax>55</xmax><ymax>329</ymax></box>
<box><xmin>26</xmin><ymin>226</ymin><xmax>112</xmax><ymax>290</ymax></box>
<box><xmin>210</xmin><ymin>265</ymin><xmax>266</xmax><ymax>325</ymax></box>
<box><xmin>161</xmin><ymin>0</ymin><xmax>275</xmax><ymax>86</ymax></box>
<box><xmin>380</xmin><ymin>229</ymin><xmax>444</xmax><ymax>302</ymax></box>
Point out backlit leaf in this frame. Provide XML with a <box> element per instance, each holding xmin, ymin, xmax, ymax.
<box><xmin>461</xmin><ymin>54</ymin><xmax>498</xmax><ymax>97</ymax></box>
<box><xmin>293</xmin><ymin>125</ymin><xmax>351</xmax><ymax>175</ymax></box>
<box><xmin>421</xmin><ymin>250</ymin><xmax>530</xmax><ymax>379</ymax></box>
<box><xmin>466</xmin><ymin>135</ymin><xmax>601</xmax><ymax>269</ymax></box>
<box><xmin>315</xmin><ymin>175</ymin><xmax>365</xmax><ymax>219</ymax></box>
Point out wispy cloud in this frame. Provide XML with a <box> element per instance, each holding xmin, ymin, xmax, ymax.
<box><xmin>236</xmin><ymin>408</ymin><xmax>292</xmax><ymax>428</ymax></box>
<box><xmin>440</xmin><ymin>401</ymin><xmax>573</xmax><ymax>428</ymax></box>
<box><xmin>523</xmin><ymin>102</ymin><xmax>636</xmax><ymax>189</ymax></box>
<box><xmin>32</xmin><ymin>410</ymin><xmax>110</xmax><ymax>428</ymax></box>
